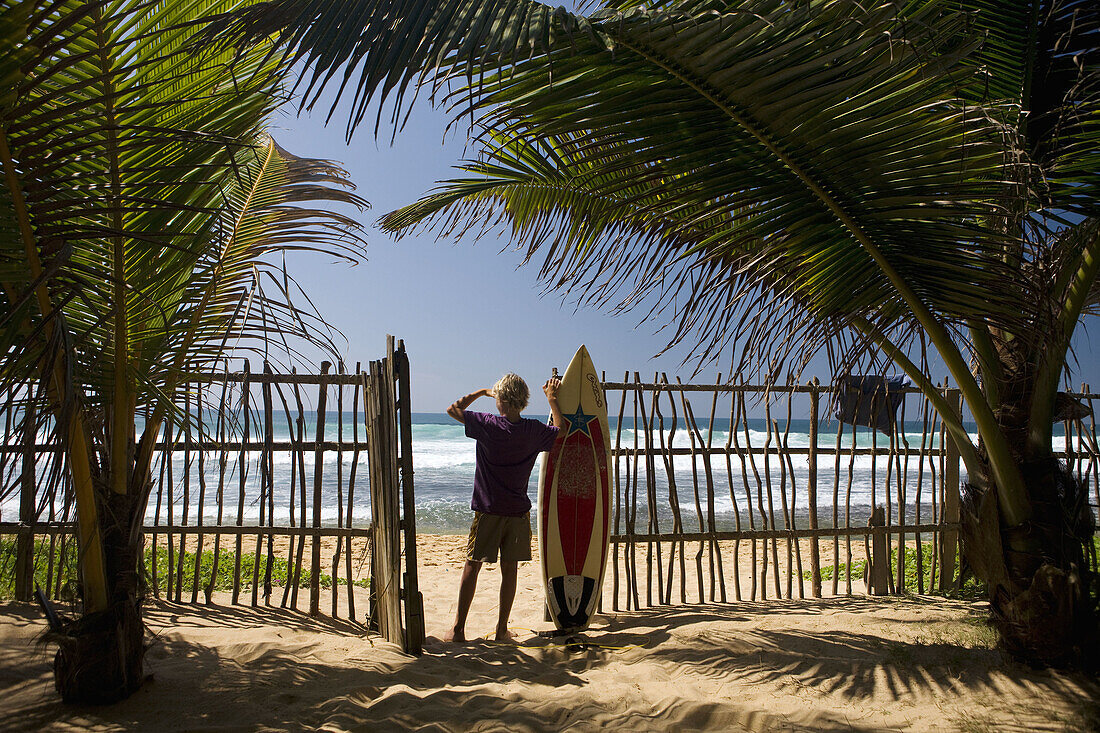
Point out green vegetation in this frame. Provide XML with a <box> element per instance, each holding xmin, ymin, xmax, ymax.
<box><xmin>144</xmin><ymin>544</ymin><xmax>371</xmax><ymax>592</ymax></box>
<box><xmin>0</xmin><ymin>537</ymin><xmax>367</xmax><ymax>600</ymax></box>
<box><xmin>804</xmin><ymin>544</ymin><xmax>984</xmax><ymax>599</ymax></box>
<box><xmin>0</xmin><ymin>537</ymin><xmax>79</xmax><ymax>601</ymax></box>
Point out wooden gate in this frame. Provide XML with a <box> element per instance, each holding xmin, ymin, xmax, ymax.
<box><xmin>364</xmin><ymin>337</ymin><xmax>424</xmax><ymax>654</ymax></box>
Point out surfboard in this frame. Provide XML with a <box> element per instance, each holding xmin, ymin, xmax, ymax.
<box><xmin>537</xmin><ymin>345</ymin><xmax>612</xmax><ymax>632</ymax></box>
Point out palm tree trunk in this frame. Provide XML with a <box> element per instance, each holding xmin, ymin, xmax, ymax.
<box><xmin>52</xmin><ymin>489</ymin><xmax>146</xmax><ymax>704</ymax></box>
<box><xmin>961</xmin><ymin>457</ymin><xmax>1099</xmax><ymax>668</ymax></box>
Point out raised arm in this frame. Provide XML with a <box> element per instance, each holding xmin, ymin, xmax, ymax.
<box><xmin>447</xmin><ymin>387</ymin><xmax>493</xmax><ymax>424</ymax></box>
<box><xmin>543</xmin><ymin>377</ymin><xmax>565</xmax><ymax>429</ymax></box>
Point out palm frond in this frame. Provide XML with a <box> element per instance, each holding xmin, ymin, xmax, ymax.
<box><xmin>945</xmin><ymin>0</ymin><xmax>1100</xmax><ymax>221</ymax></box>
<box><xmin>383</xmin><ymin>1</ymin><xmax>1031</xmax><ymax>378</ymax></box>
<box><xmin>201</xmin><ymin>0</ymin><xmax>599</xmax><ymax>138</ymax></box>
<box><xmin>155</xmin><ymin>135</ymin><xmax>368</xmax><ymax>379</ymax></box>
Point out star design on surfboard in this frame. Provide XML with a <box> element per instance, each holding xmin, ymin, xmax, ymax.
<box><xmin>564</xmin><ymin>406</ymin><xmax>596</xmax><ymax>436</ymax></box>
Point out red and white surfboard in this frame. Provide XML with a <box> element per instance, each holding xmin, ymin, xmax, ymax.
<box><xmin>538</xmin><ymin>345</ymin><xmax>612</xmax><ymax>632</ymax></box>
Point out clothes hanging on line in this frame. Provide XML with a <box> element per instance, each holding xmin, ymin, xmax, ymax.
<box><xmin>832</xmin><ymin>375</ymin><xmax>911</xmax><ymax>434</ymax></box>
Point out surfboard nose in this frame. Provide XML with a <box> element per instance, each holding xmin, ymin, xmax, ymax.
<box><xmin>565</xmin><ymin>344</ymin><xmax>592</xmax><ymax>373</ymax></box>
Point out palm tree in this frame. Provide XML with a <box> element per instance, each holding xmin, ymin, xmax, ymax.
<box><xmin>212</xmin><ymin>0</ymin><xmax>1098</xmax><ymax>665</ymax></box>
<box><xmin>1</xmin><ymin>0</ymin><xmax>367</xmax><ymax>702</ymax></box>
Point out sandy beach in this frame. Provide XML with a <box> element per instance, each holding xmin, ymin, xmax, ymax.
<box><xmin>2</xmin><ymin>534</ymin><xmax>1097</xmax><ymax>732</ymax></box>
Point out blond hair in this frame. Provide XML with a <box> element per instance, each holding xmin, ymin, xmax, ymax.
<box><xmin>493</xmin><ymin>373</ymin><xmax>529</xmax><ymax>410</ymax></box>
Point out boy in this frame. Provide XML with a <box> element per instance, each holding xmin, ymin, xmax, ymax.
<box><xmin>444</xmin><ymin>372</ymin><xmax>565</xmax><ymax>642</ymax></box>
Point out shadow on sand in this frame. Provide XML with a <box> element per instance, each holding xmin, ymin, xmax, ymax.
<box><xmin>2</xmin><ymin>596</ymin><xmax>1097</xmax><ymax>732</ymax></box>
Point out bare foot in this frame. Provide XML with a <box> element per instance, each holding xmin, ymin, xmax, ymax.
<box><xmin>494</xmin><ymin>628</ymin><xmax>517</xmax><ymax>642</ymax></box>
<box><xmin>443</xmin><ymin>628</ymin><xmax>466</xmax><ymax>642</ymax></box>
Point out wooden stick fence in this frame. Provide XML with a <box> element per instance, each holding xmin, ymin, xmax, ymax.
<box><xmin>2</xmin><ymin>367</ymin><xmax>1097</xmax><ymax>632</ymax></box>
<box><xmin>599</xmin><ymin>375</ymin><xmax>1100</xmax><ymax>611</ymax></box>
<box><xmin>0</xmin><ymin>338</ymin><xmax>424</xmax><ymax>655</ymax></box>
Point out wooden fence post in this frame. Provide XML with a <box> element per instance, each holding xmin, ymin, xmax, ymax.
<box><xmin>16</xmin><ymin>399</ymin><xmax>36</xmax><ymax>601</ymax></box>
<box><xmin>363</xmin><ymin>366</ymin><xmax>378</xmax><ymax>631</ymax></box>
<box><xmin>395</xmin><ymin>339</ymin><xmax>424</xmax><ymax>654</ymax></box>
<box><xmin>347</xmin><ymin>361</ymin><xmax>362</xmax><ymax>621</ymax></box>
<box><xmin>310</xmin><ymin>361</ymin><xmax>331</xmax><ymax>617</ymax></box>
<box><xmin>939</xmin><ymin>388</ymin><xmax>963</xmax><ymax>592</ymax></box>
<box><xmin>808</xmin><ymin>378</ymin><xmax>822</xmax><ymax>598</ymax></box>
<box><xmin>868</xmin><ymin>506</ymin><xmax>890</xmax><ymax>595</ymax></box>
<box><xmin>366</xmin><ymin>356</ymin><xmax>404</xmax><ymax>647</ymax></box>
<box><xmin>262</xmin><ymin>364</ymin><xmax>275</xmax><ymax>603</ymax></box>
<box><xmin>231</xmin><ymin>360</ymin><xmax>249</xmax><ymax>605</ymax></box>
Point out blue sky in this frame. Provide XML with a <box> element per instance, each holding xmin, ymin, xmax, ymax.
<box><xmin>269</xmin><ymin>95</ymin><xmax>1099</xmax><ymax>413</ymax></box>
<box><xmin>270</xmin><ymin>96</ymin><xmax>737</xmax><ymax>411</ymax></box>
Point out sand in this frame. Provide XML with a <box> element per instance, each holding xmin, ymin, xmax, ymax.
<box><xmin>2</xmin><ymin>534</ymin><xmax>1097</xmax><ymax>732</ymax></box>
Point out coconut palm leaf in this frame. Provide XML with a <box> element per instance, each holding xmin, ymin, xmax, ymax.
<box><xmin>949</xmin><ymin>0</ymin><xmax>1100</xmax><ymax>219</ymax></box>
<box><xmin>201</xmin><ymin>0</ymin><xmax>603</xmax><ymax>136</ymax></box>
<box><xmin>932</xmin><ymin>0</ymin><xmax>1100</xmax><ymax>445</ymax></box>
<box><xmin>371</xmin><ymin>2</ymin><xmax>1100</xmax><ymax>537</ymax></box>
<box><xmin>142</xmin><ymin>137</ymin><xmax>366</xmax><ymax>380</ymax></box>
<box><xmin>2</xmin><ymin>0</ymin><xmax>369</xmax><ymax>459</ymax></box>
<box><xmin>384</xmin><ymin>129</ymin><xmax>733</xmax><ymax>298</ymax></box>
<box><xmin>376</xmin><ymin>2</ymin><xmax>1029</xmax><ymax>475</ymax></box>
<box><xmin>4</xmin><ymin>0</ymin><xmax>363</xmax><ymax>429</ymax></box>
<box><xmin>126</xmin><ymin>133</ymin><xmax>368</xmax><ymax>500</ymax></box>
<box><xmin>214</xmin><ymin>0</ymin><xmax>1095</xmax><ymax>375</ymax></box>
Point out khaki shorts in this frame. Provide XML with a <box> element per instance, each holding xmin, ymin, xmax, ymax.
<box><xmin>466</xmin><ymin>511</ymin><xmax>532</xmax><ymax>563</ymax></box>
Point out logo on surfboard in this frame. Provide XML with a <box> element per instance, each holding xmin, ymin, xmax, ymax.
<box><xmin>587</xmin><ymin>374</ymin><xmax>604</xmax><ymax>409</ymax></box>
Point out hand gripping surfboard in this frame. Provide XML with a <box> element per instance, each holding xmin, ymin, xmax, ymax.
<box><xmin>537</xmin><ymin>345</ymin><xmax>612</xmax><ymax>632</ymax></box>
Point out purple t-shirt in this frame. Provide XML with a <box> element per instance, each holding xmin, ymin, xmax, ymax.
<box><xmin>464</xmin><ymin>411</ymin><xmax>559</xmax><ymax>516</ymax></box>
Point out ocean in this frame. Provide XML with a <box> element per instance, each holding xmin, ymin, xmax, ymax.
<box><xmin>411</xmin><ymin>413</ymin><xmax>974</xmax><ymax>533</ymax></box>
<box><xmin>6</xmin><ymin>412</ymin><xmax>1081</xmax><ymax>535</ymax></box>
